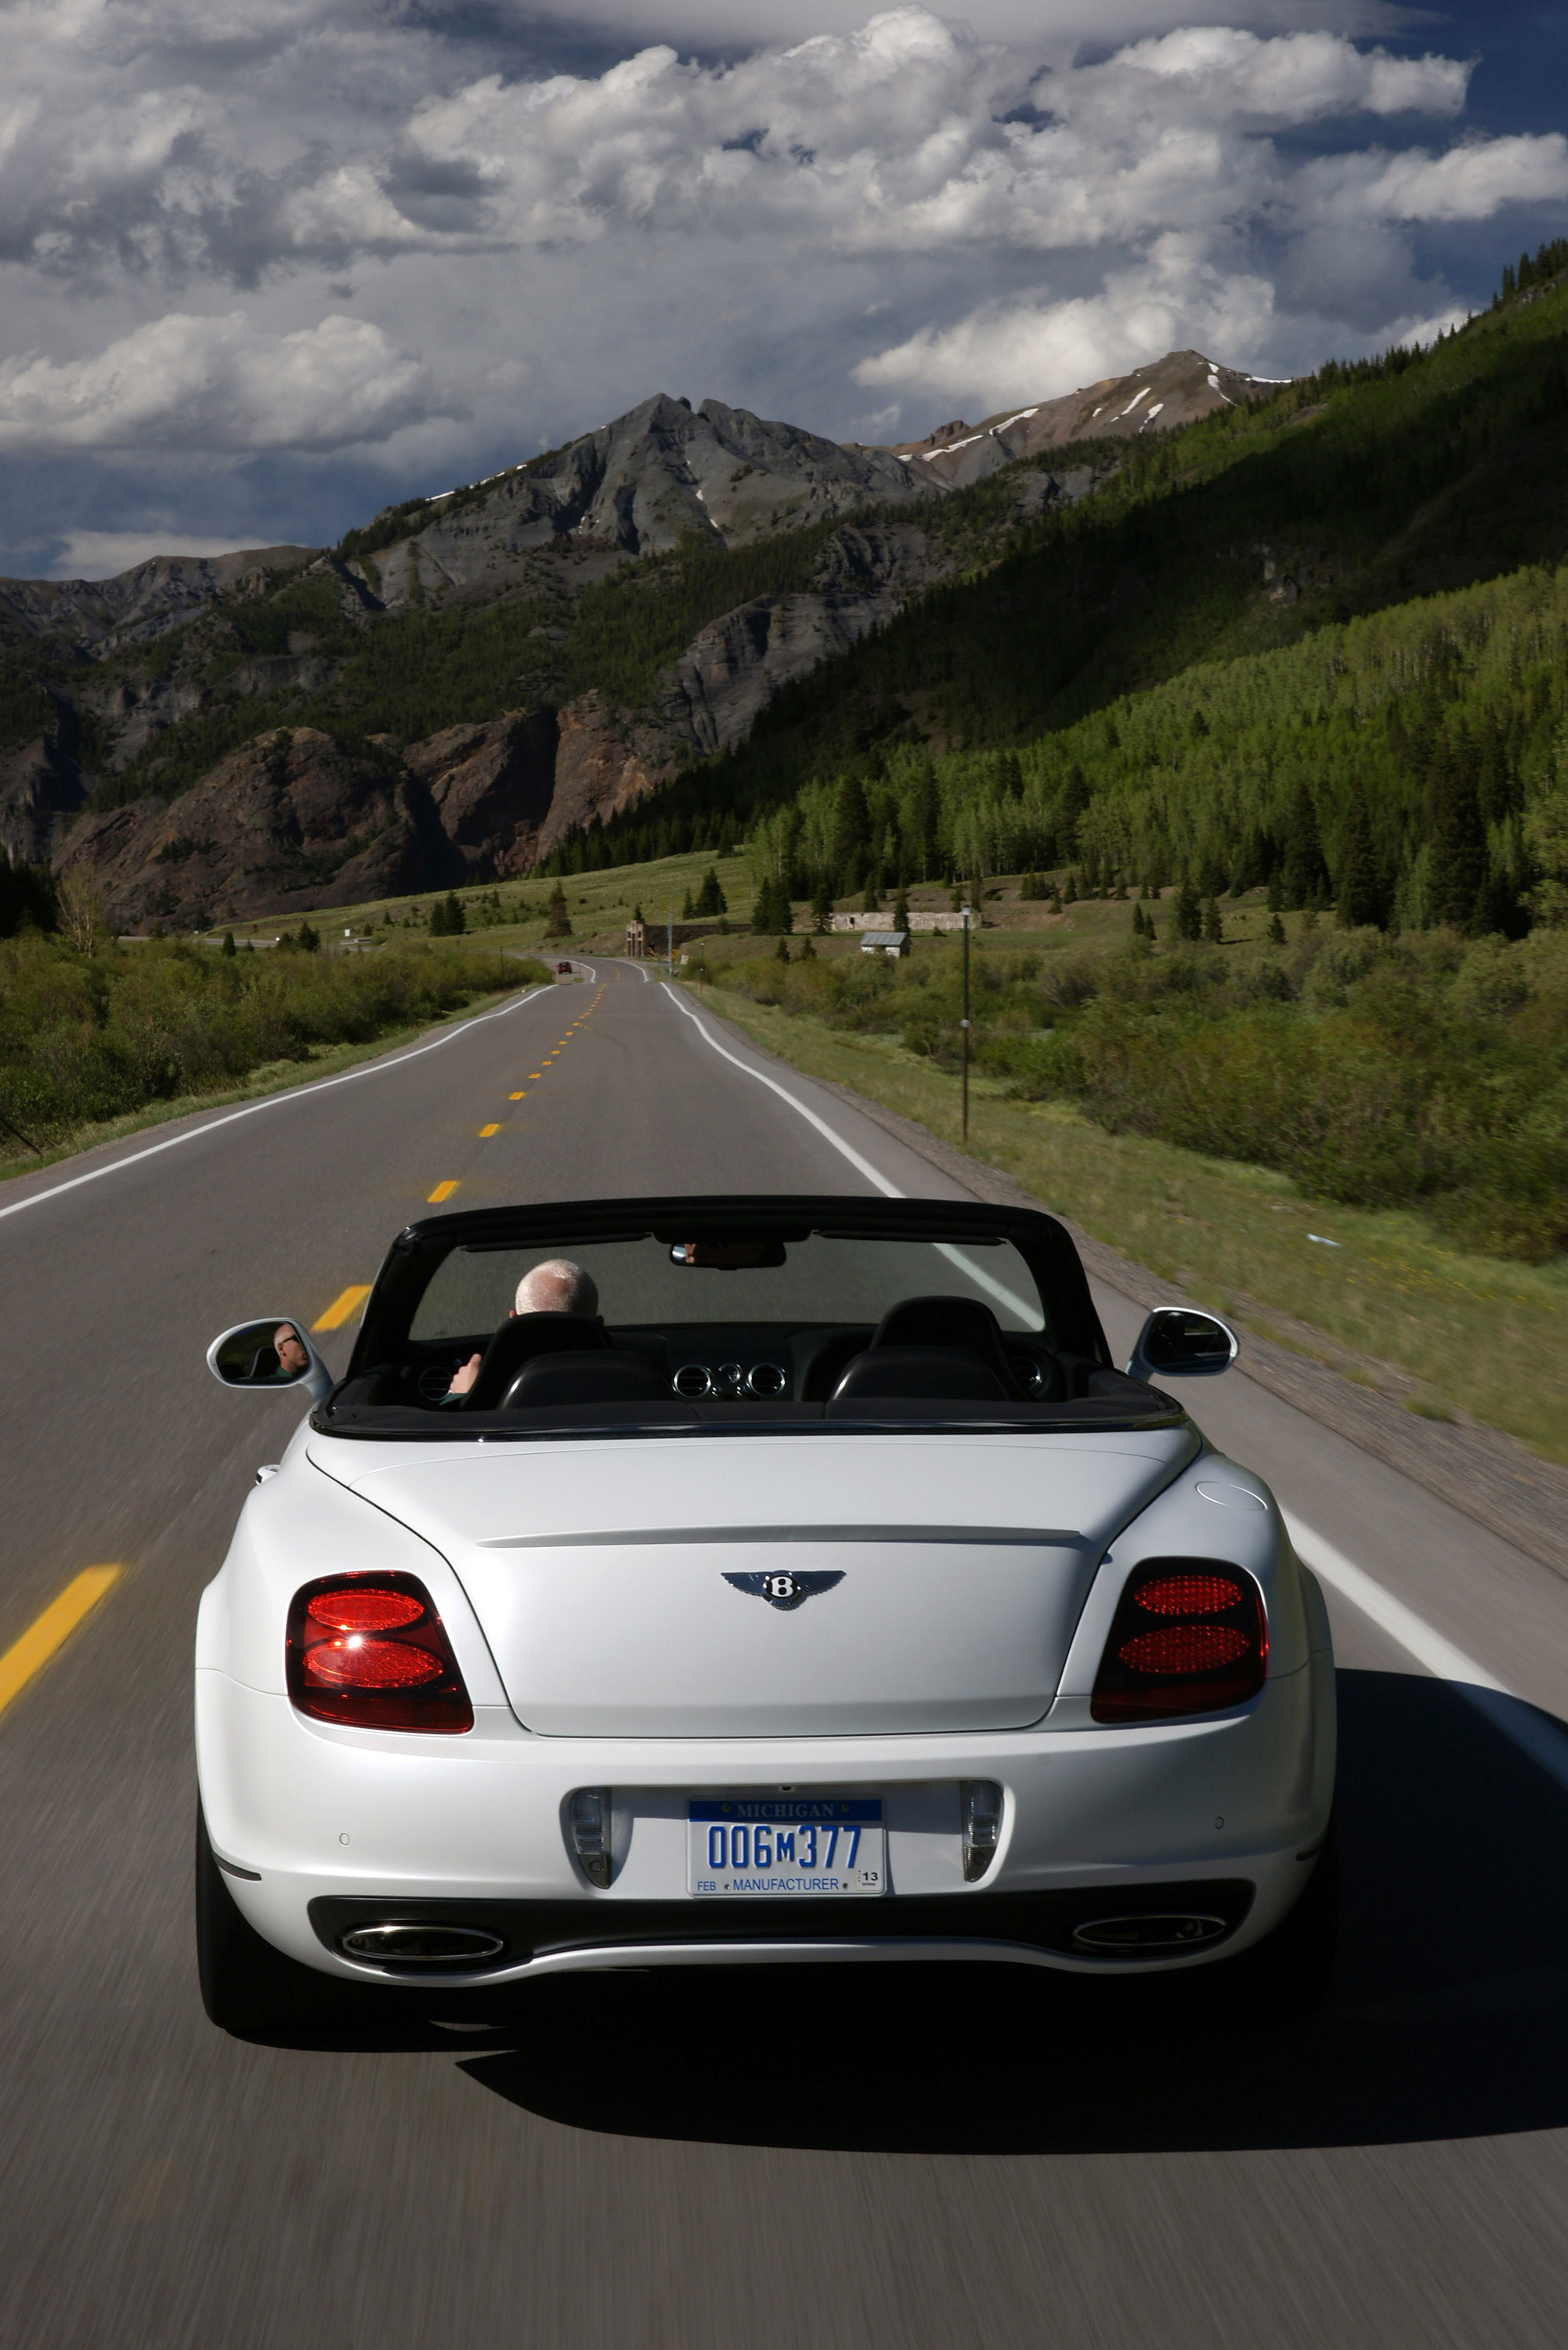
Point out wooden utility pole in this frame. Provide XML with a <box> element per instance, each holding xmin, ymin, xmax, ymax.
<box><xmin>960</xmin><ymin>899</ymin><xmax>971</xmax><ymax>1142</ymax></box>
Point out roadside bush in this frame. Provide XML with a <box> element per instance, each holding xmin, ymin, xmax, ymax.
<box><xmin>705</xmin><ymin>923</ymin><xmax>1568</xmax><ymax>1264</ymax></box>
<box><xmin>0</xmin><ymin>937</ymin><xmax>543</xmax><ymax>1157</ymax></box>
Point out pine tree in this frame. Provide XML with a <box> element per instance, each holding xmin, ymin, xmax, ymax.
<box><xmin>1201</xmin><ymin>895</ymin><xmax>1224</xmax><ymax>944</ymax></box>
<box><xmin>831</xmin><ymin>773</ymin><xmax>872</xmax><ymax>895</ymax></box>
<box><xmin>544</xmin><ymin>882</ymin><xmax>572</xmax><ymax>939</ymax></box>
<box><xmin>681</xmin><ymin>888</ymin><xmax>695</xmax><ymax>920</ymax></box>
<box><xmin>221</xmin><ymin>931</ymin><xmax>237</xmax><ymax>956</ymax></box>
<box><xmin>1335</xmin><ymin>792</ymin><xmax>1383</xmax><ymax>928</ymax></box>
<box><xmin>811</xmin><ymin>878</ymin><xmax>834</xmax><ymax>935</ymax></box>
<box><xmin>1280</xmin><ymin>785</ymin><xmax>1328</xmax><ymax>909</ymax></box>
<box><xmin>1131</xmin><ymin>902</ymin><xmax>1146</xmax><ymax>937</ymax></box>
<box><xmin>892</xmin><ymin>885</ymin><xmax>910</xmax><ymax>935</ymax></box>
<box><xmin>298</xmin><ymin>920</ymin><xmax>321</xmax><ymax>953</ymax></box>
<box><xmin>1268</xmin><ymin>912</ymin><xmax>1286</xmax><ymax>945</ymax></box>
<box><xmin>1173</xmin><ymin>877</ymin><xmax>1201</xmax><ymax>940</ymax></box>
<box><xmin>775</xmin><ymin>935</ymin><xmax>790</xmax><ymax>963</ymax></box>
<box><xmin>694</xmin><ymin>866</ymin><xmax>726</xmax><ymax>917</ymax></box>
<box><xmin>1425</xmin><ymin>739</ymin><xmax>1486</xmax><ymax>930</ymax></box>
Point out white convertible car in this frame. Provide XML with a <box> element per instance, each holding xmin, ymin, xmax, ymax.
<box><xmin>197</xmin><ymin>1195</ymin><xmax>1336</xmax><ymax>2036</ymax></box>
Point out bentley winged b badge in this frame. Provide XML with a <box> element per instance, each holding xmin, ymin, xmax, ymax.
<box><xmin>724</xmin><ymin>1570</ymin><xmax>844</xmax><ymax>1612</ymax></box>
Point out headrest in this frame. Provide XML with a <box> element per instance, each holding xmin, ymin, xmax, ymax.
<box><xmin>871</xmin><ymin>1295</ymin><xmax>1019</xmax><ymax>1396</ymax></box>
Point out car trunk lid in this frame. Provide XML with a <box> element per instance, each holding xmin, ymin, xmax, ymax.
<box><xmin>313</xmin><ymin>1430</ymin><xmax>1194</xmax><ymax>1736</ymax></box>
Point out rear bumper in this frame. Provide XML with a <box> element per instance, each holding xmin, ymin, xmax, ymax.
<box><xmin>308</xmin><ymin>1880</ymin><xmax>1259</xmax><ymax>1976</ymax></box>
<box><xmin>197</xmin><ymin>1652</ymin><xmax>1335</xmax><ymax>1983</ymax></box>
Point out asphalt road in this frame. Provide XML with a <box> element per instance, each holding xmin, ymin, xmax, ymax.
<box><xmin>3</xmin><ymin>958</ymin><xmax>1567</xmax><ymax>2350</ymax></box>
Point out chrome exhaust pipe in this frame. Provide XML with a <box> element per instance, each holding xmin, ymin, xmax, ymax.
<box><xmin>339</xmin><ymin>1923</ymin><xmax>507</xmax><ymax>1967</ymax></box>
<box><xmin>1071</xmin><ymin>1913</ymin><xmax>1230</xmax><ymax>1954</ymax></box>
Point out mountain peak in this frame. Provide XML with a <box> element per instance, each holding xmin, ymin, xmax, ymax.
<box><xmin>878</xmin><ymin>349</ymin><xmax>1292</xmax><ymax>486</ymax></box>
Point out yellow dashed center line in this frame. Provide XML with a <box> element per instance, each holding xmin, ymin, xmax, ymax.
<box><xmin>510</xmin><ymin>1091</ymin><xmax>526</xmax><ymax>1101</ymax></box>
<box><xmin>313</xmin><ymin>1285</ymin><xmax>370</xmax><ymax>1332</ymax></box>
<box><xmin>479</xmin><ymin>1123</ymin><xmax>500</xmax><ymax>1137</ymax></box>
<box><xmin>0</xmin><ymin>1568</ymin><xmax>121</xmax><ymax>1722</ymax></box>
<box><xmin>428</xmin><ymin>1180</ymin><xmax>459</xmax><ymax>1203</ymax></box>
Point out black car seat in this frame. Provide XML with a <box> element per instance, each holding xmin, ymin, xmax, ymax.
<box><xmin>460</xmin><ymin>1312</ymin><xmax>611</xmax><ymax>1409</ymax></box>
<box><xmin>867</xmin><ymin>1294</ymin><xmax>1024</xmax><ymax>1397</ymax></box>
<box><xmin>828</xmin><ymin>1346</ymin><xmax>1008</xmax><ymax>1408</ymax></box>
<box><xmin>800</xmin><ymin>1329</ymin><xmax>874</xmax><ymax>1402</ymax></box>
<box><xmin>501</xmin><ymin>1351</ymin><xmax>670</xmax><ymax>1409</ymax></box>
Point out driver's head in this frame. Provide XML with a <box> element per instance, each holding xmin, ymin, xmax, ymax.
<box><xmin>274</xmin><ymin>1323</ymin><xmax>308</xmax><ymax>1374</ymax></box>
<box><xmin>515</xmin><ymin>1259</ymin><xmax>598</xmax><ymax>1318</ymax></box>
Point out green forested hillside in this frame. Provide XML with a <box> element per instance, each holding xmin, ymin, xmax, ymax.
<box><xmin>728</xmin><ymin>559</ymin><xmax>1568</xmax><ymax>937</ymax></box>
<box><xmin>579</xmin><ymin>258</ymin><xmax>1568</xmax><ymax>926</ymax></box>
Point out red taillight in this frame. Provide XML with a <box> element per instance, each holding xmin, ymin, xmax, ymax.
<box><xmin>306</xmin><ymin>1587</ymin><xmax>425</xmax><ymax>1634</ymax></box>
<box><xmin>306</xmin><ymin>1637</ymin><xmax>446</xmax><ymax>1690</ymax></box>
<box><xmin>1133</xmin><ymin>1573</ymin><xmax>1241</xmax><ymax>1618</ymax></box>
<box><xmin>1118</xmin><ymin>1625</ymin><xmax>1251</xmax><ymax>1675</ymax></box>
<box><xmin>1092</xmin><ymin>1558</ymin><xmax>1266</xmax><ymax>1723</ymax></box>
<box><xmin>287</xmin><ymin>1573</ymin><xmax>473</xmax><ymax>1732</ymax></box>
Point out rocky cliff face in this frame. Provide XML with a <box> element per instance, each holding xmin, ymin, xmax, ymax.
<box><xmin>49</xmin><ymin>696</ymin><xmax>681</xmax><ymax>931</ymax></box>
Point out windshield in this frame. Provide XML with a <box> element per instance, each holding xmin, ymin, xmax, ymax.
<box><xmin>410</xmin><ymin>1232</ymin><xmax>1045</xmax><ymax>1342</ymax></box>
<box><xmin>322</xmin><ymin>1198</ymin><xmax>1167</xmax><ymax>1440</ymax></box>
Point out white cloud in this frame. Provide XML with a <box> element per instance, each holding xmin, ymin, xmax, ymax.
<box><xmin>1306</xmin><ymin>132</ymin><xmax>1568</xmax><ymax>224</ymax></box>
<box><xmin>50</xmin><ymin>528</ymin><xmax>280</xmax><ymax>580</ymax></box>
<box><xmin>0</xmin><ymin>312</ymin><xmax>441</xmax><ymax>452</ymax></box>
<box><xmin>0</xmin><ymin>3</ymin><xmax>1559</xmax><ymax>555</ymax></box>
<box><xmin>854</xmin><ymin>237</ymin><xmax>1281</xmax><ymax>404</ymax></box>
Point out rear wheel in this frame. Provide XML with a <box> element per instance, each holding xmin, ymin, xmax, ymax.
<box><xmin>195</xmin><ymin>1805</ymin><xmax>352</xmax><ymax>2039</ymax></box>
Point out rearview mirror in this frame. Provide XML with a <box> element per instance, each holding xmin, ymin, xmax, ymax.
<box><xmin>1126</xmin><ymin>1307</ymin><xmax>1238</xmax><ymax>1382</ymax></box>
<box><xmin>669</xmin><ymin>1239</ymin><xmax>787</xmax><ymax>1269</ymax></box>
<box><xmin>206</xmin><ymin>1318</ymin><xmax>333</xmax><ymax>1403</ymax></box>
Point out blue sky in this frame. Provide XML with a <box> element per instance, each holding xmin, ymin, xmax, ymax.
<box><xmin>0</xmin><ymin>2</ymin><xmax>1560</xmax><ymax>578</ymax></box>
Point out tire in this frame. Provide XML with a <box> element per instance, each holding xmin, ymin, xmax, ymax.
<box><xmin>1223</xmin><ymin>1807</ymin><xmax>1339</xmax><ymax>2017</ymax></box>
<box><xmin>195</xmin><ymin>1805</ymin><xmax>352</xmax><ymax>2040</ymax></box>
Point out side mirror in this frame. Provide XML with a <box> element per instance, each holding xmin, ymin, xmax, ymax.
<box><xmin>206</xmin><ymin>1318</ymin><xmax>333</xmax><ymax>1404</ymax></box>
<box><xmin>1126</xmin><ymin>1307</ymin><xmax>1238</xmax><ymax>1383</ymax></box>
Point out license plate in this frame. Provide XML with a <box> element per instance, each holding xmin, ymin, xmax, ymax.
<box><xmin>688</xmin><ymin>1797</ymin><xmax>885</xmax><ymax>1896</ymax></box>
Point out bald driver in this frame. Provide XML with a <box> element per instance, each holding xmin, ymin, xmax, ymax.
<box><xmin>444</xmin><ymin>1258</ymin><xmax>600</xmax><ymax>1400</ymax></box>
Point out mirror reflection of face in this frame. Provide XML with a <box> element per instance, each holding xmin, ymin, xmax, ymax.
<box><xmin>274</xmin><ymin>1324</ymin><xmax>309</xmax><ymax>1378</ymax></box>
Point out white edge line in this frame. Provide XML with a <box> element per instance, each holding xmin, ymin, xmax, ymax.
<box><xmin>1285</xmin><ymin>1510</ymin><xmax>1568</xmax><ymax>1796</ymax></box>
<box><xmin>664</xmin><ymin>986</ymin><xmax>1039</xmax><ymax>1322</ymax></box>
<box><xmin>663</xmin><ymin>984</ymin><xmax>902</xmax><ymax>1198</ymax></box>
<box><xmin>0</xmin><ymin>987</ymin><xmax>546</xmax><ymax>1227</ymax></box>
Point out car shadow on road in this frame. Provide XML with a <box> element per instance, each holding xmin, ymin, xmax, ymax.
<box><xmin>459</xmin><ymin>1669</ymin><xmax>1568</xmax><ymax>2153</ymax></box>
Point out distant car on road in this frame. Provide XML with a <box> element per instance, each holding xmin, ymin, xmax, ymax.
<box><xmin>196</xmin><ymin>1195</ymin><xmax>1336</xmax><ymax>2036</ymax></box>
<box><xmin>555</xmin><ymin>960</ymin><xmax>573</xmax><ymax>975</ymax></box>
